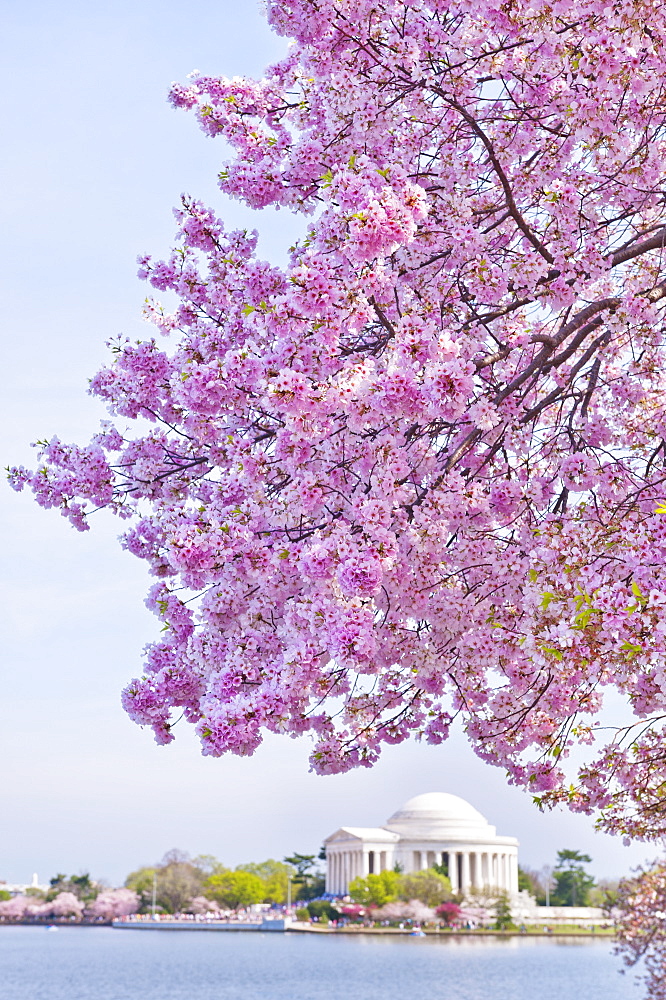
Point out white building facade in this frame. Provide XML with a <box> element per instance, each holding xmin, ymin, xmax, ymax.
<box><xmin>0</xmin><ymin>874</ymin><xmax>46</xmax><ymax>896</ymax></box>
<box><xmin>325</xmin><ymin>792</ymin><xmax>519</xmax><ymax>897</ymax></box>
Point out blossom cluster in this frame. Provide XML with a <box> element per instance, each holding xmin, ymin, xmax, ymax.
<box><xmin>11</xmin><ymin>0</ymin><xmax>666</xmax><ymax>853</ymax></box>
<box><xmin>0</xmin><ymin>889</ymin><xmax>139</xmax><ymax>922</ymax></box>
<box><xmin>615</xmin><ymin>860</ymin><xmax>666</xmax><ymax>1000</ymax></box>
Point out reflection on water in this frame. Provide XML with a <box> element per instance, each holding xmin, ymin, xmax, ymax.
<box><xmin>0</xmin><ymin>927</ymin><xmax>640</xmax><ymax>1000</ymax></box>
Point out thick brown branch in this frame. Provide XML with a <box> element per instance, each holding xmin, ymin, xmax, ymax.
<box><xmin>611</xmin><ymin>227</ymin><xmax>666</xmax><ymax>267</ymax></box>
<box><xmin>369</xmin><ymin>296</ymin><xmax>397</xmax><ymax>339</ymax></box>
<box><xmin>442</xmin><ymin>93</ymin><xmax>555</xmax><ymax>265</ymax></box>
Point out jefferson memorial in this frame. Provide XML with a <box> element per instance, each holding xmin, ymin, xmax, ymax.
<box><xmin>324</xmin><ymin>792</ymin><xmax>519</xmax><ymax>896</ymax></box>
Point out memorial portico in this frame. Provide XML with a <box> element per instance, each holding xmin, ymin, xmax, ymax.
<box><xmin>324</xmin><ymin>792</ymin><xmax>519</xmax><ymax>897</ymax></box>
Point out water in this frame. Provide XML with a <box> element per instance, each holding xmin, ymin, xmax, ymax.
<box><xmin>0</xmin><ymin>927</ymin><xmax>641</xmax><ymax>1000</ymax></box>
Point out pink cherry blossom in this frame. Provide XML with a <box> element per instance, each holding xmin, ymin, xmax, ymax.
<box><xmin>10</xmin><ymin>3</ymin><xmax>666</xmax><ymax>930</ymax></box>
<box><xmin>0</xmin><ymin>895</ymin><xmax>31</xmax><ymax>920</ymax></box>
<box><xmin>86</xmin><ymin>888</ymin><xmax>139</xmax><ymax>920</ymax></box>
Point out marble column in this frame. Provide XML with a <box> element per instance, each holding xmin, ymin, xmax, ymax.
<box><xmin>471</xmin><ymin>852</ymin><xmax>480</xmax><ymax>888</ymax></box>
<box><xmin>510</xmin><ymin>853</ymin><xmax>518</xmax><ymax>893</ymax></box>
<box><xmin>461</xmin><ymin>852</ymin><xmax>471</xmax><ymax>892</ymax></box>
<box><xmin>449</xmin><ymin>852</ymin><xmax>459</xmax><ymax>892</ymax></box>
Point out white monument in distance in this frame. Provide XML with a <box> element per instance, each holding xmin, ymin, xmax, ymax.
<box><xmin>324</xmin><ymin>791</ymin><xmax>519</xmax><ymax>897</ymax></box>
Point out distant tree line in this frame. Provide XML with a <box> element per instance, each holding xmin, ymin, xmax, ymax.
<box><xmin>349</xmin><ymin>849</ymin><xmax>613</xmax><ymax>911</ymax></box>
<box><xmin>0</xmin><ymin>847</ymin><xmax>325</xmax><ymax>922</ymax></box>
<box><xmin>348</xmin><ymin>867</ymin><xmax>453</xmax><ymax>908</ymax></box>
<box><xmin>0</xmin><ymin>846</ymin><xmax>614</xmax><ymax>922</ymax></box>
<box><xmin>125</xmin><ymin>849</ymin><xmax>325</xmax><ymax>914</ymax></box>
<box><xmin>518</xmin><ymin>850</ymin><xmax>617</xmax><ymax>908</ymax></box>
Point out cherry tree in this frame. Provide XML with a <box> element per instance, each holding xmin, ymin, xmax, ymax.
<box><xmin>0</xmin><ymin>894</ymin><xmax>84</xmax><ymax>921</ymax></box>
<box><xmin>185</xmin><ymin>895</ymin><xmax>220</xmax><ymax>915</ymax></box>
<box><xmin>0</xmin><ymin>895</ymin><xmax>31</xmax><ymax>921</ymax></box>
<box><xmin>10</xmin><ymin>1</ymin><xmax>666</xmax><ymax>854</ymax></box>
<box><xmin>615</xmin><ymin>861</ymin><xmax>666</xmax><ymax>1000</ymax></box>
<box><xmin>86</xmin><ymin>888</ymin><xmax>139</xmax><ymax>921</ymax></box>
<box><xmin>48</xmin><ymin>891</ymin><xmax>85</xmax><ymax>920</ymax></box>
<box><xmin>374</xmin><ymin>899</ymin><xmax>435</xmax><ymax>922</ymax></box>
<box><xmin>436</xmin><ymin>901</ymin><xmax>462</xmax><ymax>927</ymax></box>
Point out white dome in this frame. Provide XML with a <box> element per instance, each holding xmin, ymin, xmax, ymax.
<box><xmin>385</xmin><ymin>792</ymin><xmax>492</xmax><ymax>839</ymax></box>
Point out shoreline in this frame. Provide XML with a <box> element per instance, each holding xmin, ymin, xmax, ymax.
<box><xmin>0</xmin><ymin>920</ymin><xmax>615</xmax><ymax>938</ymax></box>
<box><xmin>289</xmin><ymin>924</ymin><xmax>614</xmax><ymax>938</ymax></box>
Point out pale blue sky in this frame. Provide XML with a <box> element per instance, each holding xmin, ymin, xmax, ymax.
<box><xmin>1</xmin><ymin>0</ymin><xmax>655</xmax><ymax>887</ymax></box>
